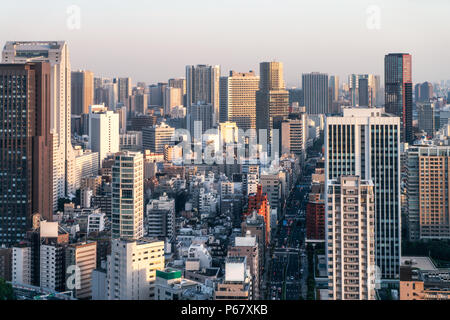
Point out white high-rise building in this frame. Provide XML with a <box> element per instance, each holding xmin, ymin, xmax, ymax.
<box><xmin>106</xmin><ymin>238</ymin><xmax>165</xmax><ymax>300</ymax></box>
<box><xmin>88</xmin><ymin>104</ymin><xmax>120</xmax><ymax>167</ymax></box>
<box><xmin>3</xmin><ymin>41</ymin><xmax>73</xmax><ymax>209</ymax></box>
<box><xmin>111</xmin><ymin>151</ymin><xmax>144</xmax><ymax>240</ymax></box>
<box><xmin>325</xmin><ymin>107</ymin><xmax>401</xmax><ymax>282</ymax></box>
<box><xmin>327</xmin><ymin>176</ymin><xmax>376</xmax><ymax>300</ymax></box>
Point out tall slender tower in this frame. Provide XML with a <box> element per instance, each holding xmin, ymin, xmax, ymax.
<box><xmin>302</xmin><ymin>72</ymin><xmax>329</xmax><ymax>115</ymax></box>
<box><xmin>2</xmin><ymin>41</ymin><xmax>73</xmax><ymax>209</ymax></box>
<box><xmin>71</xmin><ymin>70</ymin><xmax>94</xmax><ymax>115</ymax></box>
<box><xmin>325</xmin><ymin>108</ymin><xmax>401</xmax><ymax>282</ymax></box>
<box><xmin>186</xmin><ymin>65</ymin><xmax>220</xmax><ymax>129</ymax></box>
<box><xmin>111</xmin><ymin>151</ymin><xmax>144</xmax><ymax>240</ymax></box>
<box><xmin>256</xmin><ymin>62</ymin><xmax>289</xmax><ymax>152</ymax></box>
<box><xmin>327</xmin><ymin>176</ymin><xmax>376</xmax><ymax>300</ymax></box>
<box><xmin>0</xmin><ymin>62</ymin><xmax>53</xmax><ymax>245</ymax></box>
<box><xmin>385</xmin><ymin>53</ymin><xmax>413</xmax><ymax>143</ymax></box>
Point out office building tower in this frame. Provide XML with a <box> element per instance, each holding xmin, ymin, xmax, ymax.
<box><xmin>405</xmin><ymin>146</ymin><xmax>450</xmax><ymax>241</ymax></box>
<box><xmin>3</xmin><ymin>41</ymin><xmax>73</xmax><ymax>209</ymax></box>
<box><xmin>106</xmin><ymin>238</ymin><xmax>165</xmax><ymax>300</ymax></box>
<box><xmin>0</xmin><ymin>62</ymin><xmax>53</xmax><ymax>245</ymax></box>
<box><xmin>88</xmin><ymin>105</ymin><xmax>120</xmax><ymax>167</ymax></box>
<box><xmin>418</xmin><ymin>82</ymin><xmax>433</xmax><ymax>103</ymax></box>
<box><xmin>111</xmin><ymin>151</ymin><xmax>144</xmax><ymax>240</ymax></box>
<box><xmin>164</xmin><ymin>87</ymin><xmax>183</xmax><ymax>115</ymax></box>
<box><xmin>168</xmin><ymin>78</ymin><xmax>186</xmax><ymax>95</ymax></box>
<box><xmin>256</xmin><ymin>62</ymin><xmax>289</xmax><ymax>150</ymax></box>
<box><xmin>281</xmin><ymin>115</ymin><xmax>307</xmax><ymax>162</ymax></box>
<box><xmin>288</xmin><ymin>88</ymin><xmax>304</xmax><ymax>107</ymax></box>
<box><xmin>149</xmin><ymin>82</ymin><xmax>167</xmax><ymax>107</ymax></box>
<box><xmin>325</xmin><ymin>108</ymin><xmax>401</xmax><ymax>281</ymax></box>
<box><xmin>142</xmin><ymin>122</ymin><xmax>175</xmax><ymax>154</ymax></box>
<box><xmin>358</xmin><ymin>77</ymin><xmax>369</xmax><ymax>107</ymax></box>
<box><xmin>146</xmin><ymin>193</ymin><xmax>175</xmax><ymax>240</ymax></box>
<box><xmin>385</xmin><ymin>53</ymin><xmax>413</xmax><ymax>143</ymax></box>
<box><xmin>329</xmin><ymin>75</ymin><xmax>339</xmax><ymax>102</ymax></box>
<box><xmin>302</xmin><ymin>72</ymin><xmax>329</xmax><ymax>115</ymax></box>
<box><xmin>117</xmin><ymin>77</ymin><xmax>132</xmax><ymax>106</ymax></box>
<box><xmin>327</xmin><ymin>176</ymin><xmax>376</xmax><ymax>300</ymax></box>
<box><xmin>189</xmin><ymin>102</ymin><xmax>215</xmax><ymax>138</ymax></box>
<box><xmin>186</xmin><ymin>64</ymin><xmax>220</xmax><ymax>126</ymax></box>
<box><xmin>65</xmin><ymin>241</ymin><xmax>97</xmax><ymax>299</ymax></box>
<box><xmin>71</xmin><ymin>70</ymin><xmax>94</xmax><ymax>115</ymax></box>
<box><xmin>417</xmin><ymin>102</ymin><xmax>437</xmax><ymax>137</ymax></box>
<box><xmin>219</xmin><ymin>71</ymin><xmax>259</xmax><ymax>130</ymax></box>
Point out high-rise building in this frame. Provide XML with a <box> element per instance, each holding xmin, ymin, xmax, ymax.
<box><xmin>186</xmin><ymin>64</ymin><xmax>220</xmax><ymax>127</ymax></box>
<box><xmin>281</xmin><ymin>115</ymin><xmax>307</xmax><ymax>162</ymax></box>
<box><xmin>327</xmin><ymin>176</ymin><xmax>376</xmax><ymax>300</ymax></box>
<box><xmin>219</xmin><ymin>70</ymin><xmax>259</xmax><ymax>130</ymax></box>
<box><xmin>106</xmin><ymin>238</ymin><xmax>164</xmax><ymax>300</ymax></box>
<box><xmin>417</xmin><ymin>102</ymin><xmax>437</xmax><ymax>137</ymax></box>
<box><xmin>65</xmin><ymin>241</ymin><xmax>97</xmax><ymax>299</ymax></box>
<box><xmin>71</xmin><ymin>70</ymin><xmax>94</xmax><ymax>115</ymax></box>
<box><xmin>189</xmin><ymin>102</ymin><xmax>215</xmax><ymax>138</ymax></box>
<box><xmin>142</xmin><ymin>122</ymin><xmax>175</xmax><ymax>153</ymax></box>
<box><xmin>325</xmin><ymin>108</ymin><xmax>401</xmax><ymax>281</ymax></box>
<box><xmin>256</xmin><ymin>62</ymin><xmax>289</xmax><ymax>150</ymax></box>
<box><xmin>302</xmin><ymin>72</ymin><xmax>329</xmax><ymax>115</ymax></box>
<box><xmin>146</xmin><ymin>193</ymin><xmax>175</xmax><ymax>240</ymax></box>
<box><xmin>3</xmin><ymin>41</ymin><xmax>73</xmax><ymax>209</ymax></box>
<box><xmin>405</xmin><ymin>146</ymin><xmax>450</xmax><ymax>241</ymax></box>
<box><xmin>329</xmin><ymin>75</ymin><xmax>339</xmax><ymax>102</ymax></box>
<box><xmin>385</xmin><ymin>53</ymin><xmax>413</xmax><ymax>142</ymax></box>
<box><xmin>117</xmin><ymin>77</ymin><xmax>132</xmax><ymax>106</ymax></box>
<box><xmin>163</xmin><ymin>87</ymin><xmax>183</xmax><ymax>115</ymax></box>
<box><xmin>88</xmin><ymin>105</ymin><xmax>120</xmax><ymax>167</ymax></box>
<box><xmin>111</xmin><ymin>151</ymin><xmax>144</xmax><ymax>240</ymax></box>
<box><xmin>0</xmin><ymin>62</ymin><xmax>53</xmax><ymax>245</ymax></box>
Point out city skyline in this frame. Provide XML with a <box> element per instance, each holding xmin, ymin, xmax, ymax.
<box><xmin>1</xmin><ymin>0</ymin><xmax>450</xmax><ymax>85</ymax></box>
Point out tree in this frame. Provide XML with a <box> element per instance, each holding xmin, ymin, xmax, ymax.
<box><xmin>0</xmin><ymin>278</ymin><xmax>15</xmax><ymax>300</ymax></box>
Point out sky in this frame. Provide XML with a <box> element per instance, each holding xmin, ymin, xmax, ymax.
<box><xmin>0</xmin><ymin>0</ymin><xmax>449</xmax><ymax>87</ymax></box>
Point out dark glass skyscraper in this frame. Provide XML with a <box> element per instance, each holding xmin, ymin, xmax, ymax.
<box><xmin>0</xmin><ymin>62</ymin><xmax>53</xmax><ymax>246</ymax></box>
<box><xmin>385</xmin><ymin>53</ymin><xmax>413</xmax><ymax>143</ymax></box>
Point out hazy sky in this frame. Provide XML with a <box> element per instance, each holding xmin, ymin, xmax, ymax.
<box><xmin>1</xmin><ymin>0</ymin><xmax>449</xmax><ymax>87</ymax></box>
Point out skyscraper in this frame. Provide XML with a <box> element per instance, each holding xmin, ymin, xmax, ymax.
<box><xmin>327</xmin><ymin>176</ymin><xmax>376</xmax><ymax>300</ymax></box>
<box><xmin>219</xmin><ymin>70</ymin><xmax>259</xmax><ymax>130</ymax></box>
<box><xmin>71</xmin><ymin>70</ymin><xmax>94</xmax><ymax>115</ymax></box>
<box><xmin>302</xmin><ymin>72</ymin><xmax>329</xmax><ymax>115</ymax></box>
<box><xmin>88</xmin><ymin>105</ymin><xmax>120</xmax><ymax>167</ymax></box>
<box><xmin>385</xmin><ymin>53</ymin><xmax>413</xmax><ymax>143</ymax></box>
<box><xmin>405</xmin><ymin>146</ymin><xmax>450</xmax><ymax>241</ymax></box>
<box><xmin>186</xmin><ymin>64</ymin><xmax>220</xmax><ymax>128</ymax></box>
<box><xmin>329</xmin><ymin>75</ymin><xmax>339</xmax><ymax>103</ymax></box>
<box><xmin>117</xmin><ymin>77</ymin><xmax>132</xmax><ymax>106</ymax></box>
<box><xmin>2</xmin><ymin>41</ymin><xmax>73</xmax><ymax>210</ymax></box>
<box><xmin>325</xmin><ymin>108</ymin><xmax>401</xmax><ymax>282</ymax></box>
<box><xmin>111</xmin><ymin>151</ymin><xmax>144</xmax><ymax>240</ymax></box>
<box><xmin>0</xmin><ymin>62</ymin><xmax>53</xmax><ymax>245</ymax></box>
<box><xmin>256</xmin><ymin>62</ymin><xmax>289</xmax><ymax>150</ymax></box>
